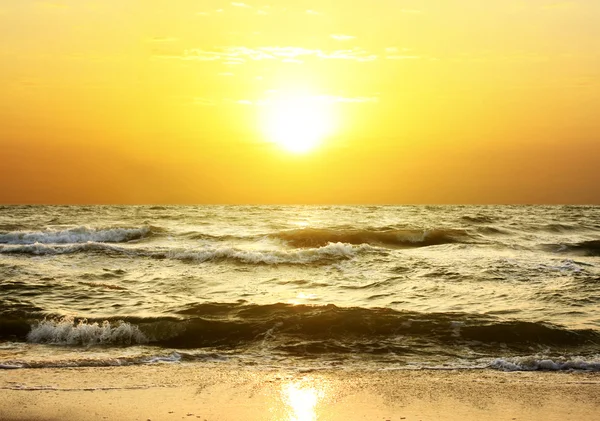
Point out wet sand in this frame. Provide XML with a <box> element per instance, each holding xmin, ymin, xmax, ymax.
<box><xmin>1</xmin><ymin>364</ymin><xmax>598</xmax><ymax>421</ymax></box>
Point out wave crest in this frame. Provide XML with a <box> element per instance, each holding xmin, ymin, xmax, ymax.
<box><xmin>0</xmin><ymin>226</ymin><xmax>154</xmax><ymax>245</ymax></box>
<box><xmin>491</xmin><ymin>356</ymin><xmax>600</xmax><ymax>372</ymax></box>
<box><xmin>27</xmin><ymin>317</ymin><xmax>148</xmax><ymax>346</ymax></box>
<box><xmin>271</xmin><ymin>228</ymin><xmax>470</xmax><ymax>248</ymax></box>
<box><xmin>165</xmin><ymin>242</ymin><xmax>373</xmax><ymax>265</ymax></box>
<box><xmin>1</xmin><ymin>242</ymin><xmax>372</xmax><ymax>265</ymax></box>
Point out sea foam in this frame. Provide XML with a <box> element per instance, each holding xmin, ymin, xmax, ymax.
<box><xmin>491</xmin><ymin>356</ymin><xmax>600</xmax><ymax>371</ymax></box>
<box><xmin>165</xmin><ymin>242</ymin><xmax>373</xmax><ymax>265</ymax></box>
<box><xmin>0</xmin><ymin>226</ymin><xmax>151</xmax><ymax>245</ymax></box>
<box><xmin>27</xmin><ymin>317</ymin><xmax>148</xmax><ymax>346</ymax></box>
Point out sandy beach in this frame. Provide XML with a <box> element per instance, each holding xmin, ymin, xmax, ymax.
<box><xmin>1</xmin><ymin>364</ymin><xmax>598</xmax><ymax>421</ymax></box>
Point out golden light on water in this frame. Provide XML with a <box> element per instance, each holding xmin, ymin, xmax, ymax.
<box><xmin>262</xmin><ymin>93</ymin><xmax>335</xmax><ymax>154</ymax></box>
<box><xmin>282</xmin><ymin>381</ymin><xmax>321</xmax><ymax>421</ymax></box>
<box><xmin>287</xmin><ymin>292</ymin><xmax>318</xmax><ymax>305</ymax></box>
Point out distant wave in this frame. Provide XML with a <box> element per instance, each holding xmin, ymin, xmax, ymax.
<box><xmin>271</xmin><ymin>228</ymin><xmax>471</xmax><ymax>248</ymax></box>
<box><xmin>0</xmin><ymin>242</ymin><xmax>137</xmax><ymax>256</ymax></box>
<box><xmin>526</xmin><ymin>223</ymin><xmax>596</xmax><ymax>233</ymax></box>
<box><xmin>0</xmin><ymin>242</ymin><xmax>373</xmax><ymax>265</ymax></box>
<box><xmin>0</xmin><ymin>226</ymin><xmax>156</xmax><ymax>245</ymax></box>
<box><xmin>545</xmin><ymin>240</ymin><xmax>600</xmax><ymax>256</ymax></box>
<box><xmin>461</xmin><ymin>215</ymin><xmax>495</xmax><ymax>224</ymax></box>
<box><xmin>162</xmin><ymin>242</ymin><xmax>374</xmax><ymax>265</ymax></box>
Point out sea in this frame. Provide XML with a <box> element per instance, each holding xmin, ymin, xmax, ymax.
<box><xmin>0</xmin><ymin>205</ymin><xmax>599</xmax><ymax>372</ymax></box>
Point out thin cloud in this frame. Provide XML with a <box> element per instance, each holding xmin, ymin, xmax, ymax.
<box><xmin>193</xmin><ymin>97</ymin><xmax>216</xmax><ymax>106</ymax></box>
<box><xmin>231</xmin><ymin>95</ymin><xmax>378</xmax><ymax>107</ymax></box>
<box><xmin>231</xmin><ymin>2</ymin><xmax>251</xmax><ymax>8</ymax></box>
<box><xmin>386</xmin><ymin>55</ymin><xmax>421</xmax><ymax>60</ymax></box>
<box><xmin>330</xmin><ymin>34</ymin><xmax>356</xmax><ymax>41</ymax></box>
<box><xmin>157</xmin><ymin>46</ymin><xmax>378</xmax><ymax>63</ymax></box>
<box><xmin>146</xmin><ymin>37</ymin><xmax>179</xmax><ymax>43</ymax></box>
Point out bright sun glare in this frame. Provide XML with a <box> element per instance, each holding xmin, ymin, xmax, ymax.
<box><xmin>283</xmin><ymin>381</ymin><xmax>320</xmax><ymax>421</ymax></box>
<box><xmin>263</xmin><ymin>93</ymin><xmax>334</xmax><ymax>153</ymax></box>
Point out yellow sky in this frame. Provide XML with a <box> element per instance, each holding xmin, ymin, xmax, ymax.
<box><xmin>1</xmin><ymin>0</ymin><xmax>599</xmax><ymax>204</ymax></box>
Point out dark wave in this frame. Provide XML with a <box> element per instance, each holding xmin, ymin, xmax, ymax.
<box><xmin>461</xmin><ymin>215</ymin><xmax>495</xmax><ymax>224</ymax></box>
<box><xmin>6</xmin><ymin>304</ymin><xmax>598</xmax><ymax>355</ymax></box>
<box><xmin>545</xmin><ymin>240</ymin><xmax>600</xmax><ymax>256</ymax></box>
<box><xmin>271</xmin><ymin>228</ymin><xmax>471</xmax><ymax>248</ymax></box>
<box><xmin>528</xmin><ymin>223</ymin><xmax>590</xmax><ymax>233</ymax></box>
<box><xmin>474</xmin><ymin>226</ymin><xmax>509</xmax><ymax>235</ymax></box>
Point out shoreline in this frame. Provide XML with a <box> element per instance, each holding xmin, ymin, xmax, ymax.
<box><xmin>1</xmin><ymin>364</ymin><xmax>599</xmax><ymax>421</ymax></box>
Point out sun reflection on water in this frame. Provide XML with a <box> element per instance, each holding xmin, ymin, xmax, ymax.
<box><xmin>282</xmin><ymin>380</ymin><xmax>323</xmax><ymax>421</ymax></box>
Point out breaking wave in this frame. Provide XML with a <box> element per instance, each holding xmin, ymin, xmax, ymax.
<box><xmin>162</xmin><ymin>243</ymin><xmax>374</xmax><ymax>265</ymax></box>
<box><xmin>0</xmin><ymin>242</ymin><xmax>137</xmax><ymax>256</ymax></box>
<box><xmin>8</xmin><ymin>304</ymin><xmax>597</xmax><ymax>353</ymax></box>
<box><xmin>27</xmin><ymin>317</ymin><xmax>148</xmax><ymax>346</ymax></box>
<box><xmin>491</xmin><ymin>356</ymin><xmax>600</xmax><ymax>372</ymax></box>
<box><xmin>0</xmin><ymin>242</ymin><xmax>374</xmax><ymax>265</ymax></box>
<box><xmin>0</xmin><ymin>226</ymin><xmax>155</xmax><ymax>245</ymax></box>
<box><xmin>271</xmin><ymin>228</ymin><xmax>471</xmax><ymax>248</ymax></box>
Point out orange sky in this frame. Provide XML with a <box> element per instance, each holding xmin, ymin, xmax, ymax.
<box><xmin>1</xmin><ymin>0</ymin><xmax>599</xmax><ymax>204</ymax></box>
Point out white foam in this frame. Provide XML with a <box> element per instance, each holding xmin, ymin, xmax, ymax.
<box><xmin>0</xmin><ymin>226</ymin><xmax>150</xmax><ymax>245</ymax></box>
<box><xmin>491</xmin><ymin>356</ymin><xmax>600</xmax><ymax>371</ymax></box>
<box><xmin>167</xmin><ymin>242</ymin><xmax>372</xmax><ymax>265</ymax></box>
<box><xmin>0</xmin><ymin>241</ymin><xmax>134</xmax><ymax>256</ymax></box>
<box><xmin>145</xmin><ymin>352</ymin><xmax>182</xmax><ymax>364</ymax></box>
<box><xmin>27</xmin><ymin>317</ymin><xmax>148</xmax><ymax>346</ymax></box>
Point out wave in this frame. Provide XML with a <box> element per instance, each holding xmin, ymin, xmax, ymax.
<box><xmin>0</xmin><ymin>242</ymin><xmax>373</xmax><ymax>265</ymax></box>
<box><xmin>0</xmin><ymin>226</ymin><xmax>156</xmax><ymax>245</ymax></box>
<box><xmin>0</xmin><ymin>352</ymin><xmax>184</xmax><ymax>370</ymax></box>
<box><xmin>461</xmin><ymin>215</ymin><xmax>495</xmax><ymax>224</ymax></box>
<box><xmin>8</xmin><ymin>304</ymin><xmax>597</xmax><ymax>353</ymax></box>
<box><xmin>271</xmin><ymin>228</ymin><xmax>471</xmax><ymax>248</ymax></box>
<box><xmin>534</xmin><ymin>223</ymin><xmax>584</xmax><ymax>233</ymax></box>
<box><xmin>162</xmin><ymin>243</ymin><xmax>373</xmax><ymax>265</ymax></box>
<box><xmin>491</xmin><ymin>356</ymin><xmax>600</xmax><ymax>372</ymax></box>
<box><xmin>0</xmin><ymin>242</ymin><xmax>137</xmax><ymax>256</ymax></box>
<box><xmin>545</xmin><ymin>240</ymin><xmax>600</xmax><ymax>256</ymax></box>
<box><xmin>26</xmin><ymin>317</ymin><xmax>148</xmax><ymax>346</ymax></box>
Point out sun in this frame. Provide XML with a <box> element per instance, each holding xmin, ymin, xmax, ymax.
<box><xmin>262</xmin><ymin>93</ymin><xmax>335</xmax><ymax>153</ymax></box>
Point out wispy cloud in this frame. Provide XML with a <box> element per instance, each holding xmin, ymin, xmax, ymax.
<box><xmin>330</xmin><ymin>34</ymin><xmax>356</xmax><ymax>41</ymax></box>
<box><xmin>231</xmin><ymin>2</ymin><xmax>251</xmax><ymax>8</ymax></box>
<box><xmin>193</xmin><ymin>97</ymin><xmax>216</xmax><ymax>106</ymax></box>
<box><xmin>146</xmin><ymin>37</ymin><xmax>179</xmax><ymax>43</ymax></box>
<box><xmin>192</xmin><ymin>94</ymin><xmax>379</xmax><ymax>108</ymax></box>
<box><xmin>233</xmin><ymin>94</ymin><xmax>378</xmax><ymax>106</ymax></box>
<box><xmin>306</xmin><ymin>9</ymin><xmax>320</xmax><ymax>15</ymax></box>
<box><xmin>157</xmin><ymin>46</ymin><xmax>378</xmax><ymax>63</ymax></box>
<box><xmin>386</xmin><ymin>55</ymin><xmax>421</xmax><ymax>60</ymax></box>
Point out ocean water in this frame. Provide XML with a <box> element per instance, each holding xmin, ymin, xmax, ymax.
<box><xmin>0</xmin><ymin>205</ymin><xmax>599</xmax><ymax>372</ymax></box>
